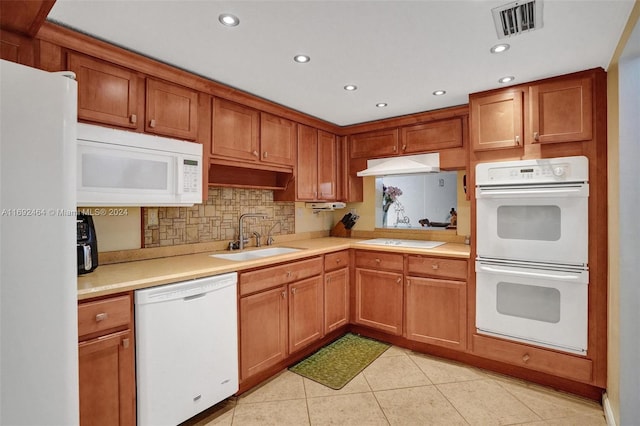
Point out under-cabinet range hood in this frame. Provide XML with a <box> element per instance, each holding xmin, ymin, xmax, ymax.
<box><xmin>356</xmin><ymin>153</ymin><xmax>440</xmax><ymax>177</ymax></box>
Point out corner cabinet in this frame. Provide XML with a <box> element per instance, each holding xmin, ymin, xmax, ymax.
<box><xmin>296</xmin><ymin>125</ymin><xmax>337</xmax><ymax>201</ymax></box>
<box><xmin>78</xmin><ymin>294</ymin><xmax>135</xmax><ymax>426</ymax></box>
<box><xmin>324</xmin><ymin>250</ymin><xmax>350</xmax><ymax>333</ymax></box>
<box><xmin>405</xmin><ymin>256</ymin><xmax>468</xmax><ymax>350</ymax></box>
<box><xmin>353</xmin><ymin>251</ymin><xmax>404</xmax><ymax>335</ymax></box>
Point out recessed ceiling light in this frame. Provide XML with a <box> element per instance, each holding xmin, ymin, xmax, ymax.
<box><xmin>432</xmin><ymin>90</ymin><xmax>446</xmax><ymax>96</ymax></box>
<box><xmin>490</xmin><ymin>43</ymin><xmax>510</xmax><ymax>54</ymax></box>
<box><xmin>376</xmin><ymin>103</ymin><xmax>388</xmax><ymax>108</ymax></box>
<box><xmin>344</xmin><ymin>84</ymin><xmax>358</xmax><ymax>91</ymax></box>
<box><xmin>498</xmin><ymin>76</ymin><xmax>515</xmax><ymax>84</ymax></box>
<box><xmin>293</xmin><ymin>55</ymin><xmax>310</xmax><ymax>63</ymax></box>
<box><xmin>218</xmin><ymin>13</ymin><xmax>239</xmax><ymax>27</ymax></box>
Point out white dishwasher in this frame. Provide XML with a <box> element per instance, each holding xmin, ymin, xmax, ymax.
<box><xmin>135</xmin><ymin>272</ymin><xmax>238</xmax><ymax>426</ymax></box>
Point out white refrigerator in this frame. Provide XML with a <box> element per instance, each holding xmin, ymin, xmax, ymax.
<box><xmin>0</xmin><ymin>59</ymin><xmax>79</xmax><ymax>425</ymax></box>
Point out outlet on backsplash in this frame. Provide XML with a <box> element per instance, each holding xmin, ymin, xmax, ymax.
<box><xmin>143</xmin><ymin>187</ymin><xmax>295</xmax><ymax>248</ymax></box>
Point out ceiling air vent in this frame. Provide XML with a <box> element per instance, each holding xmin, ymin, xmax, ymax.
<box><xmin>492</xmin><ymin>0</ymin><xmax>543</xmax><ymax>39</ymax></box>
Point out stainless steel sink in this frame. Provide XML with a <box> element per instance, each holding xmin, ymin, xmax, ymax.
<box><xmin>210</xmin><ymin>247</ymin><xmax>301</xmax><ymax>261</ymax></box>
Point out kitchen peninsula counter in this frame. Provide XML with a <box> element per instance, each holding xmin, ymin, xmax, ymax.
<box><xmin>78</xmin><ymin>237</ymin><xmax>470</xmax><ymax>300</ymax></box>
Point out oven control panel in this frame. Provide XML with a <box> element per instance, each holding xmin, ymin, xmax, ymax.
<box><xmin>476</xmin><ymin>156</ymin><xmax>589</xmax><ymax>185</ymax></box>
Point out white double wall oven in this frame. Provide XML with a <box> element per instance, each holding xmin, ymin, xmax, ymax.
<box><xmin>475</xmin><ymin>156</ymin><xmax>590</xmax><ymax>355</ymax></box>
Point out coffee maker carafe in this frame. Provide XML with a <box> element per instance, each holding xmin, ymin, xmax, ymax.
<box><xmin>77</xmin><ymin>213</ymin><xmax>98</xmax><ymax>274</ymax></box>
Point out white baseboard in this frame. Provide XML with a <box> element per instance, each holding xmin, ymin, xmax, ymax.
<box><xmin>603</xmin><ymin>392</ymin><xmax>617</xmax><ymax>426</ymax></box>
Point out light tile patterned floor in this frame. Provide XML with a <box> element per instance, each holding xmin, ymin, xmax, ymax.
<box><xmin>184</xmin><ymin>346</ymin><xmax>606</xmax><ymax>426</ymax></box>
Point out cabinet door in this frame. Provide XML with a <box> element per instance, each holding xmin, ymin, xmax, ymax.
<box><xmin>260</xmin><ymin>112</ymin><xmax>296</xmax><ymax>167</ymax></box>
<box><xmin>325</xmin><ymin>267</ymin><xmax>349</xmax><ymax>333</ymax></box>
<box><xmin>212</xmin><ymin>98</ymin><xmax>260</xmax><ymax>162</ymax></box>
<box><xmin>296</xmin><ymin>124</ymin><xmax>318</xmax><ymax>200</ymax></box>
<box><xmin>530</xmin><ymin>77</ymin><xmax>593</xmax><ymax>144</ymax></box>
<box><xmin>79</xmin><ymin>330</ymin><xmax>135</xmax><ymax>426</ymax></box>
<box><xmin>349</xmin><ymin>128</ymin><xmax>399</xmax><ymax>158</ymax></box>
<box><xmin>401</xmin><ymin>118</ymin><xmax>463</xmax><ymax>154</ymax></box>
<box><xmin>354</xmin><ymin>268</ymin><xmax>403</xmax><ymax>335</ymax></box>
<box><xmin>145</xmin><ymin>78</ymin><xmax>198</xmax><ymax>140</ymax></box>
<box><xmin>68</xmin><ymin>52</ymin><xmax>140</xmax><ymax>129</ymax></box>
<box><xmin>239</xmin><ymin>286</ymin><xmax>288</xmax><ymax>380</ymax></box>
<box><xmin>289</xmin><ymin>276</ymin><xmax>324</xmax><ymax>353</ymax></box>
<box><xmin>317</xmin><ymin>130</ymin><xmax>337</xmax><ymax>201</ymax></box>
<box><xmin>470</xmin><ymin>90</ymin><xmax>524</xmax><ymax>151</ymax></box>
<box><xmin>405</xmin><ymin>277</ymin><xmax>467</xmax><ymax>350</ymax></box>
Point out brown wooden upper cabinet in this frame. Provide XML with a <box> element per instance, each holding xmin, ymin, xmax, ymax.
<box><xmin>471</xmin><ymin>73</ymin><xmax>595</xmax><ymax>151</ymax></box>
<box><xmin>296</xmin><ymin>125</ymin><xmax>337</xmax><ymax>201</ymax></box>
<box><xmin>67</xmin><ymin>52</ymin><xmax>140</xmax><ymax>130</ymax></box>
<box><xmin>260</xmin><ymin>112</ymin><xmax>296</xmax><ymax>167</ymax></box>
<box><xmin>530</xmin><ymin>76</ymin><xmax>593</xmax><ymax>144</ymax></box>
<box><xmin>349</xmin><ymin>128</ymin><xmax>399</xmax><ymax>158</ymax></box>
<box><xmin>400</xmin><ymin>118</ymin><xmax>463</xmax><ymax>153</ymax></box>
<box><xmin>145</xmin><ymin>78</ymin><xmax>198</xmax><ymax>140</ymax></box>
<box><xmin>470</xmin><ymin>89</ymin><xmax>524</xmax><ymax>151</ymax></box>
<box><xmin>211</xmin><ymin>98</ymin><xmax>260</xmax><ymax>162</ymax></box>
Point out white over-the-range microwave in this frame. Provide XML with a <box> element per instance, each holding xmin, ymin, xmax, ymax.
<box><xmin>77</xmin><ymin>123</ymin><xmax>203</xmax><ymax>206</ymax></box>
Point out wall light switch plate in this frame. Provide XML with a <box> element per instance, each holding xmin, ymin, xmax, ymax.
<box><xmin>148</xmin><ymin>208</ymin><xmax>159</xmax><ymax>226</ymax></box>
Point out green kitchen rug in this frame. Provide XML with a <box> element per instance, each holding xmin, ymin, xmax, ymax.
<box><xmin>289</xmin><ymin>333</ymin><xmax>390</xmax><ymax>389</ymax></box>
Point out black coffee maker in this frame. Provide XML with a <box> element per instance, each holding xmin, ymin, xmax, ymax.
<box><xmin>77</xmin><ymin>213</ymin><xmax>98</xmax><ymax>274</ymax></box>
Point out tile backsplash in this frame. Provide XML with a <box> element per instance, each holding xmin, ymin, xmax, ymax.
<box><xmin>143</xmin><ymin>187</ymin><xmax>295</xmax><ymax>248</ymax></box>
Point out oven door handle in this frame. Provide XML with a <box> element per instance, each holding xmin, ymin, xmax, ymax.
<box><xmin>477</xmin><ymin>264</ymin><xmax>584</xmax><ymax>282</ymax></box>
<box><xmin>476</xmin><ymin>186</ymin><xmax>588</xmax><ymax>199</ymax></box>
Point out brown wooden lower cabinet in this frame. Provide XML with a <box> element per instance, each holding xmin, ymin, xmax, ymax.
<box><xmin>78</xmin><ymin>294</ymin><xmax>135</xmax><ymax>426</ymax></box>
<box><xmin>288</xmin><ymin>276</ymin><xmax>324</xmax><ymax>353</ymax></box>
<box><xmin>239</xmin><ymin>285</ymin><xmax>288</xmax><ymax>381</ymax></box>
<box><xmin>405</xmin><ymin>276</ymin><xmax>467</xmax><ymax>350</ymax></box>
<box><xmin>324</xmin><ymin>267</ymin><xmax>349</xmax><ymax>333</ymax></box>
<box><xmin>79</xmin><ymin>330</ymin><xmax>135</xmax><ymax>426</ymax></box>
<box><xmin>354</xmin><ymin>267</ymin><xmax>403</xmax><ymax>335</ymax></box>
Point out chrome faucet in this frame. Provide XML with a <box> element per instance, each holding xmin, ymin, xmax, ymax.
<box><xmin>266</xmin><ymin>221</ymin><xmax>281</xmax><ymax>246</ymax></box>
<box><xmin>238</xmin><ymin>213</ymin><xmax>267</xmax><ymax>250</ymax></box>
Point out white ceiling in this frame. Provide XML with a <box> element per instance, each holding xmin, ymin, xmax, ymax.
<box><xmin>47</xmin><ymin>0</ymin><xmax>634</xmax><ymax>127</ymax></box>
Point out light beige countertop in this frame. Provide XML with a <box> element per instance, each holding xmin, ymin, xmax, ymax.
<box><xmin>78</xmin><ymin>237</ymin><xmax>470</xmax><ymax>300</ymax></box>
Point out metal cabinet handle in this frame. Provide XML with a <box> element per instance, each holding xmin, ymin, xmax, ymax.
<box><xmin>286</xmin><ymin>271</ymin><xmax>292</xmax><ymax>278</ymax></box>
<box><xmin>253</xmin><ymin>150</ymin><xmax>259</xmax><ymax>157</ymax></box>
<box><xmin>149</xmin><ymin>119</ymin><xmax>156</xmax><ymax>128</ymax></box>
<box><xmin>431</xmin><ymin>263</ymin><xmax>439</xmax><ymax>270</ymax></box>
<box><xmin>336</xmin><ymin>258</ymin><xmax>341</xmax><ymax>264</ymax></box>
<box><xmin>406</xmin><ymin>279</ymin><xmax>410</xmax><ymax>287</ymax></box>
<box><xmin>281</xmin><ymin>291</ymin><xmax>286</xmax><ymax>299</ymax></box>
<box><xmin>396</xmin><ymin>277</ymin><xmax>402</xmax><ymax>284</ymax></box>
<box><xmin>122</xmin><ymin>338</ymin><xmax>130</xmax><ymax>349</ymax></box>
<box><xmin>515</xmin><ymin>135</ymin><xmax>520</xmax><ymax>145</ymax></box>
<box><xmin>375</xmin><ymin>258</ymin><xmax>381</xmax><ymax>264</ymax></box>
<box><xmin>522</xmin><ymin>353</ymin><xmax>530</xmax><ymax>363</ymax></box>
<box><xmin>392</xmin><ymin>146</ymin><xmax>397</xmax><ymax>152</ymax></box>
<box><xmin>95</xmin><ymin>312</ymin><xmax>108</xmax><ymax>322</ymax></box>
<box><xmin>402</xmin><ymin>144</ymin><xmax>407</xmax><ymax>152</ymax></box>
<box><xmin>263</xmin><ymin>151</ymin><xmax>268</xmax><ymax>158</ymax></box>
<box><xmin>533</xmin><ymin>132</ymin><xmax>540</xmax><ymax>142</ymax></box>
<box><xmin>130</xmin><ymin>114</ymin><xmax>137</xmax><ymax>124</ymax></box>
<box><xmin>291</xmin><ymin>287</ymin><xmax>297</xmax><ymax>295</ymax></box>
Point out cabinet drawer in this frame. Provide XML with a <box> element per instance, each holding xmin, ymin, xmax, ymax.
<box><xmin>324</xmin><ymin>250</ymin><xmax>349</xmax><ymax>272</ymax></box>
<box><xmin>407</xmin><ymin>256</ymin><xmax>467</xmax><ymax>280</ymax></box>
<box><xmin>472</xmin><ymin>334</ymin><xmax>593</xmax><ymax>384</ymax></box>
<box><xmin>355</xmin><ymin>250</ymin><xmax>403</xmax><ymax>272</ymax></box>
<box><xmin>240</xmin><ymin>257</ymin><xmax>323</xmax><ymax>296</ymax></box>
<box><xmin>78</xmin><ymin>295</ymin><xmax>131</xmax><ymax>339</ymax></box>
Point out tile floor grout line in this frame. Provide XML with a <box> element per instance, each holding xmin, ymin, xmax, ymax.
<box><xmin>431</xmin><ymin>381</ymin><xmax>473</xmax><ymax>426</ymax></box>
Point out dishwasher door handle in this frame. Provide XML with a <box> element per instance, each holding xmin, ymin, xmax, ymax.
<box><xmin>183</xmin><ymin>292</ymin><xmax>207</xmax><ymax>302</ymax></box>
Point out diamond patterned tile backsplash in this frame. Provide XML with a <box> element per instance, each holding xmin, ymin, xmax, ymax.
<box><xmin>143</xmin><ymin>187</ymin><xmax>295</xmax><ymax>248</ymax></box>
